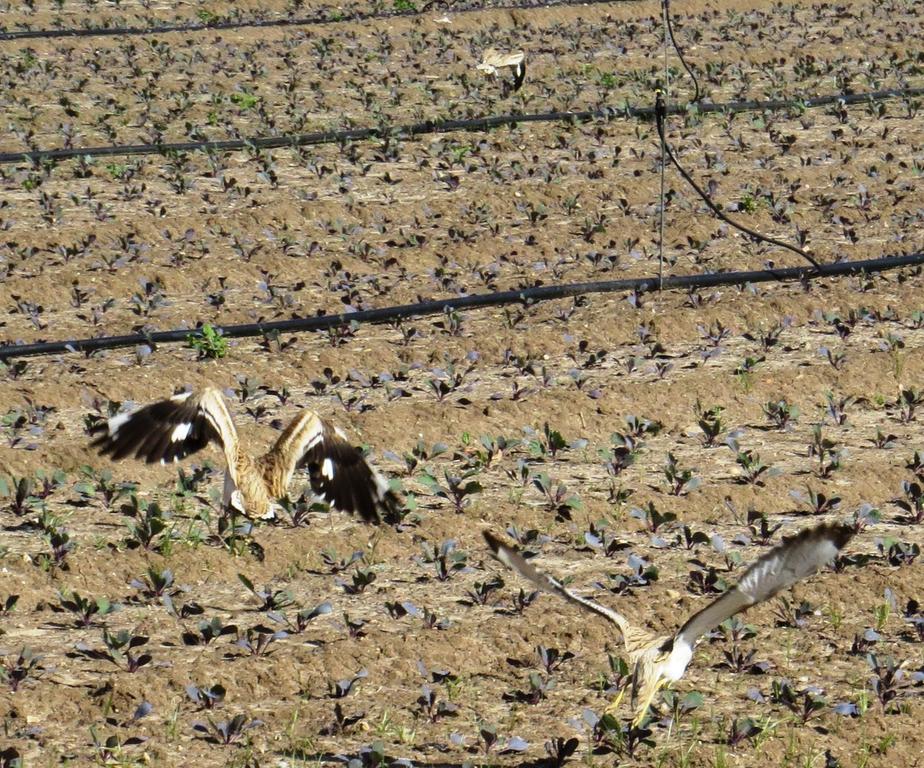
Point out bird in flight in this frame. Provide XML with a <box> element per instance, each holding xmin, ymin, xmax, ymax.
<box><xmin>476</xmin><ymin>48</ymin><xmax>526</xmax><ymax>93</ymax></box>
<box><xmin>91</xmin><ymin>387</ymin><xmax>401</xmax><ymax>523</ymax></box>
<box><xmin>484</xmin><ymin>521</ymin><xmax>855</xmax><ymax>724</ymax></box>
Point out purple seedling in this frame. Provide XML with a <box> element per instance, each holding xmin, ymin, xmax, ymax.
<box><xmin>319</xmin><ymin>548</ymin><xmax>364</xmax><ymax>574</ymax></box>
<box><xmin>790</xmin><ymin>486</ymin><xmax>841</xmax><ymax>515</ymax></box>
<box><xmin>866</xmin><ymin>654</ymin><xmax>908</xmax><ymax>713</ymax></box>
<box><xmin>418</xmin><ymin>539</ymin><xmax>469</xmax><ymax>582</ymax></box>
<box><xmin>895</xmin><ymin>480</ymin><xmax>924</xmax><ymax>523</ymax></box>
<box><xmin>877</xmin><ymin>538</ymin><xmax>919</xmax><ymax>566</ymax></box>
<box><xmin>182</xmin><ymin>617</ymin><xmax>237</xmax><ymax>646</ymax></box>
<box><xmin>191</xmin><ymin>714</ymin><xmax>262</xmax><ymax>745</ymax></box>
<box><xmin>267</xmin><ymin>601</ymin><xmax>331</xmax><ymax>635</ymax></box>
<box><xmin>727</xmin><ymin>438</ymin><xmax>774</xmax><ymax>486</ymax></box>
<box><xmin>0</xmin><ymin>476</ymin><xmax>38</xmax><ymax>516</ymax></box>
<box><xmin>532</xmin><ymin>472</ymin><xmax>582</xmax><ymax>520</ymax></box>
<box><xmin>233</xmin><ymin>626</ymin><xmax>287</xmax><ymax>657</ymax></box>
<box><xmin>124</xmin><ymin>502</ymin><xmax>171</xmax><ymax>551</ymax></box>
<box><xmin>38</xmin><ymin>527</ymin><xmax>75</xmax><ymax>572</ymax></box>
<box><xmin>56</xmin><ymin>591</ymin><xmax>118</xmax><ymax>628</ymax></box>
<box><xmin>903</xmin><ymin>599</ymin><xmax>924</xmax><ymax>641</ymax></box>
<box><xmin>595</xmin><ymin>553</ymin><xmax>659</xmax><ymax>595</ymax></box>
<box><xmin>824</xmin><ymin>392</ymin><xmax>854</xmax><ymax>426</ymax></box>
<box><xmin>771</xmin><ymin>679</ymin><xmax>827</xmax><ymax>724</ymax></box>
<box><xmin>328</xmin><ymin>668</ymin><xmax>368</xmax><ymax>699</ymax></box>
<box><xmin>418</xmin><ymin>470</ymin><xmax>482</xmax><ymax>513</ymax></box>
<box><xmin>83</xmin><ymin>630</ymin><xmax>152</xmax><ymax>673</ymax></box>
<box><xmin>416</xmin><ymin>685</ymin><xmax>458</xmax><ymax>723</ymax></box>
<box><xmin>130</xmin><ymin>567</ymin><xmax>178</xmax><ymax>601</ymax></box>
<box><xmin>772</xmin><ymin>596</ymin><xmax>815</xmax><ymax>628</ymax></box>
<box><xmin>696</xmin><ymin>404</ymin><xmax>726</xmax><ymax>447</ymax></box>
<box><xmin>727</xmin><ymin>716</ymin><xmax>762</xmax><ymax>746</ymax></box>
<box><xmin>583</xmin><ymin>520</ymin><xmax>628</xmax><ymax>558</ymax></box>
<box><xmin>851</xmin><ymin>628</ymin><xmax>882</xmax><ymax>655</ymax></box>
<box><xmin>338</xmin><ymin>567</ymin><xmax>376</xmax><ymax>595</ymax></box>
<box><xmin>320</xmin><ymin>702</ymin><xmax>365</xmax><ymax>735</ymax></box>
<box><xmin>0</xmin><ymin>595</ymin><xmax>18</xmax><ymax>616</ymax></box>
<box><xmin>462</xmin><ymin>576</ymin><xmax>504</xmax><ymax>607</ymax></box>
<box><xmin>237</xmin><ymin>574</ymin><xmax>293</xmax><ymax>612</ymax></box>
<box><xmin>1</xmin><ymin>648</ymin><xmax>42</xmax><ymax>691</ymax></box>
<box><xmin>186</xmin><ymin>683</ymin><xmax>226</xmax><ymax>711</ymax></box>
<box><xmin>630</xmin><ymin>501</ymin><xmax>676</xmax><ymax>533</ymax></box>
<box><xmin>871</xmin><ymin>429</ymin><xmax>897</xmax><ymax>449</ymax></box>
<box><xmin>662</xmin><ymin>452</ymin><xmax>700</xmax><ymax>496</ymax></box>
<box><xmin>762</xmin><ymin>398</ymin><xmax>799</xmax><ymax>430</ymax></box>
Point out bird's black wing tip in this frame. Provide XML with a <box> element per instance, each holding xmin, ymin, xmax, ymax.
<box><xmin>827</xmin><ymin>522</ymin><xmax>856</xmax><ymax>549</ymax></box>
<box><xmin>482</xmin><ymin>529</ymin><xmax>503</xmax><ymax>553</ymax></box>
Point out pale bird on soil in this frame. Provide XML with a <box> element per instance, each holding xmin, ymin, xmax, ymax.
<box><xmin>91</xmin><ymin>387</ymin><xmax>400</xmax><ymax>523</ymax></box>
<box><xmin>484</xmin><ymin>521</ymin><xmax>855</xmax><ymax>724</ymax></box>
<box><xmin>476</xmin><ymin>48</ymin><xmax>526</xmax><ymax>92</ymax></box>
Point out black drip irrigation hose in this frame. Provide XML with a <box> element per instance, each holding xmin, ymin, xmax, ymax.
<box><xmin>2</xmin><ymin>85</ymin><xmax>922</xmax><ymax>166</ymax></box>
<box><xmin>0</xmin><ymin>0</ymin><xmax>632</xmax><ymax>41</ymax></box>
<box><xmin>3</xmin><ymin>252</ymin><xmax>923</xmax><ymax>362</ymax></box>
<box><xmin>654</xmin><ymin>89</ymin><xmax>820</xmax><ymax>270</ymax></box>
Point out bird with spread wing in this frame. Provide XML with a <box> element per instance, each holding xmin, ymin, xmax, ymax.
<box><xmin>91</xmin><ymin>387</ymin><xmax>401</xmax><ymax>523</ymax></box>
<box><xmin>484</xmin><ymin>521</ymin><xmax>855</xmax><ymax>723</ymax></box>
<box><xmin>476</xmin><ymin>48</ymin><xmax>526</xmax><ymax>93</ymax></box>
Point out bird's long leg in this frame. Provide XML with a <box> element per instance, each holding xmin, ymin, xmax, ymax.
<box><xmin>632</xmin><ymin>677</ymin><xmax>668</xmax><ymax>727</ymax></box>
<box><xmin>604</xmin><ymin>684</ymin><xmax>628</xmax><ymax>716</ymax></box>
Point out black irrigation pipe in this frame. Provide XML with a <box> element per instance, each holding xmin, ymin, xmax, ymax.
<box><xmin>3</xmin><ymin>252</ymin><xmax>923</xmax><ymax>361</ymax></box>
<box><xmin>0</xmin><ymin>0</ymin><xmax>633</xmax><ymax>42</ymax></box>
<box><xmin>1</xmin><ymin>85</ymin><xmax>922</xmax><ymax>166</ymax></box>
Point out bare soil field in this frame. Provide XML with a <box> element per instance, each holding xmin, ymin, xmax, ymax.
<box><xmin>0</xmin><ymin>0</ymin><xmax>922</xmax><ymax>766</ymax></box>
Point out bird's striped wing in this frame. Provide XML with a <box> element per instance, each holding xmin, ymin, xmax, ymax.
<box><xmin>271</xmin><ymin>411</ymin><xmax>400</xmax><ymax>523</ymax></box>
<box><xmin>675</xmin><ymin>522</ymin><xmax>855</xmax><ymax>648</ymax></box>
<box><xmin>91</xmin><ymin>387</ymin><xmax>234</xmax><ymax>464</ymax></box>
<box><xmin>483</xmin><ymin>530</ymin><xmax>633</xmax><ymax>639</ymax></box>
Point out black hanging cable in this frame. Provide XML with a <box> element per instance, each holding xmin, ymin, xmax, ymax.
<box><xmin>662</xmin><ymin>0</ymin><xmax>701</xmax><ymax>102</ymax></box>
<box><xmin>654</xmin><ymin>88</ymin><xmax>821</xmax><ymax>270</ymax></box>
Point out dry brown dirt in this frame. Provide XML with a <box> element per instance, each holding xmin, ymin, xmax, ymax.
<box><xmin>0</xmin><ymin>0</ymin><xmax>922</xmax><ymax>766</ymax></box>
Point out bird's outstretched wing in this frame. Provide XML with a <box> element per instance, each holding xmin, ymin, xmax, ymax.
<box><xmin>675</xmin><ymin>521</ymin><xmax>855</xmax><ymax>648</ymax></box>
<box><xmin>483</xmin><ymin>530</ymin><xmax>633</xmax><ymax>639</ymax></box>
<box><xmin>91</xmin><ymin>387</ymin><xmax>235</xmax><ymax>464</ymax></box>
<box><xmin>271</xmin><ymin>411</ymin><xmax>400</xmax><ymax>523</ymax></box>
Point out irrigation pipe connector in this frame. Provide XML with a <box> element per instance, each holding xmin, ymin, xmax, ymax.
<box><xmin>3</xmin><ymin>253</ymin><xmax>923</xmax><ymax>362</ymax></box>
<box><xmin>2</xmin><ymin>85</ymin><xmax>922</xmax><ymax>166</ymax></box>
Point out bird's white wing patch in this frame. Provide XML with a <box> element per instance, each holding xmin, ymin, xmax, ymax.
<box><xmin>171</xmin><ymin>422</ymin><xmax>193</xmax><ymax>443</ymax></box>
<box><xmin>107</xmin><ymin>411</ymin><xmax>131</xmax><ymax>437</ymax></box>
